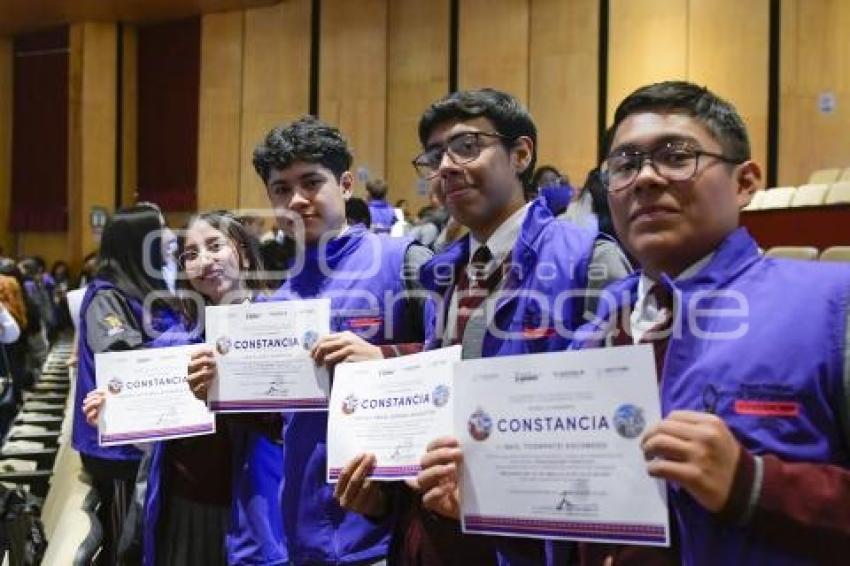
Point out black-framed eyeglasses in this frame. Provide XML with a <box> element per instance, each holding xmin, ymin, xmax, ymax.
<box><xmin>600</xmin><ymin>142</ymin><xmax>744</xmax><ymax>193</ymax></box>
<box><xmin>412</xmin><ymin>131</ymin><xmax>511</xmax><ymax>180</ymax></box>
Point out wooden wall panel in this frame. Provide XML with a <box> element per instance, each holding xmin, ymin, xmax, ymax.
<box><xmin>68</xmin><ymin>23</ymin><xmax>117</xmax><ymax>267</ymax></box>
<box><xmin>121</xmin><ymin>25</ymin><xmax>137</xmax><ymax>207</ymax></box>
<box><xmin>688</xmin><ymin>0</ymin><xmax>769</xmax><ymax>177</ymax></box>
<box><xmin>778</xmin><ymin>0</ymin><xmax>850</xmax><ymax>186</ymax></box>
<box><xmin>0</xmin><ymin>38</ymin><xmax>11</xmax><ymax>256</ymax></box>
<box><xmin>17</xmin><ymin>233</ymin><xmax>68</xmax><ymax>268</ymax></box>
<box><xmin>459</xmin><ymin>0</ymin><xmax>529</xmax><ymax>104</ymax></box>
<box><xmin>319</xmin><ymin>0</ymin><xmax>387</xmax><ymax>197</ymax></box>
<box><xmin>386</xmin><ymin>0</ymin><xmax>449</xmax><ymax>209</ymax></box>
<box><xmin>239</xmin><ymin>0</ymin><xmax>310</xmax><ymax>212</ymax></box>
<box><xmin>529</xmin><ymin>0</ymin><xmax>599</xmax><ymax>185</ymax></box>
<box><xmin>197</xmin><ymin>10</ymin><xmax>243</xmax><ymax>212</ymax></box>
<box><xmin>607</xmin><ymin>0</ymin><xmax>688</xmax><ymax>121</ymax></box>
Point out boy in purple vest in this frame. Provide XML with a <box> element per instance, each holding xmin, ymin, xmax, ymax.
<box><xmin>563</xmin><ymin>81</ymin><xmax>850</xmax><ymax>564</ymax></box>
<box><xmin>336</xmin><ymin>89</ymin><xmax>632</xmax><ymax>564</ymax></box>
<box><xmin>366</xmin><ymin>178</ymin><xmax>397</xmax><ymax>234</ymax></box>
<box><xmin>191</xmin><ymin>116</ymin><xmax>429</xmax><ymax>565</ymax></box>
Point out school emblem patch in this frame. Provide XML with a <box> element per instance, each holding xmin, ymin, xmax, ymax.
<box><xmin>103</xmin><ymin>314</ymin><xmax>125</xmax><ymax>336</ymax></box>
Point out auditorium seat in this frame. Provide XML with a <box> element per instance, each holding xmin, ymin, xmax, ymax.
<box><xmin>808</xmin><ymin>168</ymin><xmax>842</xmax><ymax>184</ymax></box>
<box><xmin>743</xmin><ymin>190</ymin><xmax>766</xmax><ymax>210</ymax></box>
<box><xmin>826</xmin><ymin>182</ymin><xmax>850</xmax><ymax>205</ymax></box>
<box><xmin>819</xmin><ymin>246</ymin><xmax>850</xmax><ymax>262</ymax></box>
<box><xmin>790</xmin><ymin>183</ymin><xmax>829</xmax><ymax>206</ymax></box>
<box><xmin>759</xmin><ymin>187</ymin><xmax>796</xmax><ymax>209</ymax></box>
<box><xmin>764</xmin><ymin>246</ymin><xmax>819</xmax><ymax>260</ymax></box>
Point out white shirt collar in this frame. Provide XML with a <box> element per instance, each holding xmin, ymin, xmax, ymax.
<box><xmin>630</xmin><ymin>253</ymin><xmax>714</xmax><ymax>343</ymax></box>
<box><xmin>468</xmin><ymin>203</ymin><xmax>530</xmax><ymax>269</ymax></box>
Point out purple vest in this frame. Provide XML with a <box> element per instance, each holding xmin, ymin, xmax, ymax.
<box><xmin>368</xmin><ymin>199</ymin><xmax>397</xmax><ymax>234</ymax></box>
<box><xmin>72</xmin><ymin>279</ymin><xmax>144</xmax><ymax>461</ymax></box>
<box><xmin>269</xmin><ymin>225</ymin><xmax>412</xmax><ymax>564</ymax></box>
<box><xmin>420</xmin><ymin>193</ymin><xmax>598</xmax><ymax>358</ymax></box>
<box><xmin>571</xmin><ymin>227</ymin><xmax>850</xmax><ymax>565</ymax></box>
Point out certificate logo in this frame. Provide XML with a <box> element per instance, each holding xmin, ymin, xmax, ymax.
<box><xmin>613</xmin><ymin>404</ymin><xmax>646</xmax><ymax>439</ymax></box>
<box><xmin>216</xmin><ymin>336</ymin><xmax>232</xmax><ymax>356</ymax></box>
<box><xmin>302</xmin><ymin>330</ymin><xmax>319</xmax><ymax>351</ymax></box>
<box><xmin>341</xmin><ymin>394</ymin><xmax>358</xmax><ymax>415</ymax></box>
<box><xmin>467</xmin><ymin>408</ymin><xmax>493</xmax><ymax>441</ymax></box>
<box><xmin>432</xmin><ymin>385</ymin><xmax>450</xmax><ymax>408</ymax></box>
<box><xmin>107</xmin><ymin>378</ymin><xmax>123</xmax><ymax>395</ymax></box>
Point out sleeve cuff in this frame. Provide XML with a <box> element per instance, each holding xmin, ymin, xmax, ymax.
<box><xmin>718</xmin><ymin>446</ymin><xmax>764</xmax><ymax>525</ymax></box>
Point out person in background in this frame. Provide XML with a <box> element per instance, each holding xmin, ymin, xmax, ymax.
<box><xmin>345</xmin><ymin>196</ymin><xmax>372</xmax><ymax>229</ymax></box>
<box><xmin>527</xmin><ymin>164</ymin><xmax>568</xmax><ymax>202</ymax></box>
<box><xmin>50</xmin><ymin>260</ymin><xmax>73</xmax><ymax>331</ymax></box>
<box><xmin>73</xmin><ymin>203</ymin><xmax>176</xmax><ymax>566</ymax></box>
<box><xmin>366</xmin><ymin>178</ymin><xmax>397</xmax><ymax>234</ymax></box>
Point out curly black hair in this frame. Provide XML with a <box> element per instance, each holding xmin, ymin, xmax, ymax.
<box><xmin>252</xmin><ymin>115</ymin><xmax>353</xmax><ymax>184</ymax></box>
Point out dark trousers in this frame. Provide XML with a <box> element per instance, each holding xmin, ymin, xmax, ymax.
<box><xmin>80</xmin><ymin>455</ymin><xmax>141</xmax><ymax>566</ymax></box>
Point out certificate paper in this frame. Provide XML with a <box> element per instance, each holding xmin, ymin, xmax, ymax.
<box><xmin>455</xmin><ymin>345</ymin><xmax>669</xmax><ymax>546</ymax></box>
<box><xmin>205</xmin><ymin>299</ymin><xmax>331</xmax><ymax>412</ymax></box>
<box><xmin>96</xmin><ymin>345</ymin><xmax>215</xmax><ymax>445</ymax></box>
<box><xmin>326</xmin><ymin>346</ymin><xmax>460</xmax><ymax>482</ymax></box>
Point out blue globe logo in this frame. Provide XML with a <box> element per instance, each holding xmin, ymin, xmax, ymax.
<box><xmin>467</xmin><ymin>408</ymin><xmax>493</xmax><ymax>441</ymax></box>
<box><xmin>341</xmin><ymin>394</ymin><xmax>358</xmax><ymax>415</ymax></box>
<box><xmin>302</xmin><ymin>330</ymin><xmax>319</xmax><ymax>350</ymax></box>
<box><xmin>432</xmin><ymin>385</ymin><xmax>450</xmax><ymax>407</ymax></box>
<box><xmin>613</xmin><ymin>404</ymin><xmax>645</xmax><ymax>439</ymax></box>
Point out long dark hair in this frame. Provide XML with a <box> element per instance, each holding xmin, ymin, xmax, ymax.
<box><xmin>95</xmin><ymin>204</ymin><xmax>169</xmax><ymax>302</ymax></box>
<box><xmin>176</xmin><ymin>210</ymin><xmax>269</xmax><ymax>325</ymax></box>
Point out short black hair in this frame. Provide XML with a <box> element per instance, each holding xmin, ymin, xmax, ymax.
<box><xmin>252</xmin><ymin>115</ymin><xmax>353</xmax><ymax>185</ymax></box>
<box><xmin>418</xmin><ymin>88</ymin><xmax>537</xmax><ymax>188</ymax></box>
<box><xmin>345</xmin><ymin>197</ymin><xmax>371</xmax><ymax>228</ymax></box>
<box><xmin>607</xmin><ymin>81</ymin><xmax>750</xmax><ymax>161</ymax></box>
<box><xmin>365</xmin><ymin>179</ymin><xmax>388</xmax><ymax>199</ymax></box>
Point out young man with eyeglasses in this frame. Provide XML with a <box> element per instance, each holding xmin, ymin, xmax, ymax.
<box><xmin>564</xmin><ymin>80</ymin><xmax>850</xmax><ymax>564</ymax></box>
<box><xmin>333</xmin><ymin>88</ymin><xmax>629</xmax><ymax>564</ymax></box>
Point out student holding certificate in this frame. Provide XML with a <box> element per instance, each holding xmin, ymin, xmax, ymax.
<box><xmin>568</xmin><ymin>82</ymin><xmax>850</xmax><ymax>564</ymax></box>
<box><xmin>85</xmin><ymin>211</ymin><xmax>287</xmax><ymax>566</ymax></box>
<box><xmin>251</xmin><ymin>117</ymin><xmax>430</xmax><ymax>565</ymax></box>
<box><xmin>74</xmin><ymin>204</ymin><xmax>176</xmax><ymax>566</ymax></box>
<box><xmin>333</xmin><ymin>89</ymin><xmax>629</xmax><ymax>565</ymax></box>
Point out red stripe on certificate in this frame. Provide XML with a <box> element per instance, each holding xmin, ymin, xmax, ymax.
<box><xmin>734</xmin><ymin>399</ymin><xmax>800</xmax><ymax>417</ymax></box>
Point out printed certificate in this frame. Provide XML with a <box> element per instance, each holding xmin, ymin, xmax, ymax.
<box><xmin>205</xmin><ymin>299</ymin><xmax>331</xmax><ymax>411</ymax></box>
<box><xmin>96</xmin><ymin>345</ymin><xmax>215</xmax><ymax>445</ymax></box>
<box><xmin>455</xmin><ymin>345</ymin><xmax>669</xmax><ymax>546</ymax></box>
<box><xmin>327</xmin><ymin>346</ymin><xmax>461</xmax><ymax>482</ymax></box>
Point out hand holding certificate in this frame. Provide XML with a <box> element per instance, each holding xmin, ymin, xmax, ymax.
<box><xmin>97</xmin><ymin>345</ymin><xmax>215</xmax><ymax>445</ymax></box>
<box><xmin>205</xmin><ymin>298</ymin><xmax>331</xmax><ymax>411</ymax></box>
<box><xmin>327</xmin><ymin>346</ymin><xmax>461</xmax><ymax>481</ymax></box>
<box><xmin>454</xmin><ymin>344</ymin><xmax>669</xmax><ymax>546</ymax></box>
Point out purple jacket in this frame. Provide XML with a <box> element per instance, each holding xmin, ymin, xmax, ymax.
<box><xmin>570</xmin><ymin>227</ymin><xmax>850</xmax><ymax>565</ymax></box>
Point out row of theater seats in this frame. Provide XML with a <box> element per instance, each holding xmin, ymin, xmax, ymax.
<box><xmin>744</xmin><ymin>166</ymin><xmax>850</xmax><ymax>211</ymax></box>
<box><xmin>764</xmin><ymin>246</ymin><xmax>850</xmax><ymax>262</ymax></box>
<box><xmin>744</xmin><ymin>182</ymin><xmax>850</xmax><ymax>210</ymax></box>
<box><xmin>0</xmin><ymin>337</ymin><xmax>100</xmax><ymax>566</ymax></box>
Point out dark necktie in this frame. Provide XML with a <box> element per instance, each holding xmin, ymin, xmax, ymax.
<box><xmin>452</xmin><ymin>245</ymin><xmax>495</xmax><ymax>346</ymax></box>
<box><xmin>641</xmin><ymin>283</ymin><xmax>675</xmax><ymax>380</ymax></box>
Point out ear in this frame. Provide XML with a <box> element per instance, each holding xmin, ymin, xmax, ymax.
<box><xmin>735</xmin><ymin>160</ymin><xmax>762</xmax><ymax>209</ymax></box>
<box><xmin>339</xmin><ymin>171</ymin><xmax>354</xmax><ymax>201</ymax></box>
<box><xmin>511</xmin><ymin>136</ymin><xmax>534</xmax><ymax>177</ymax></box>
